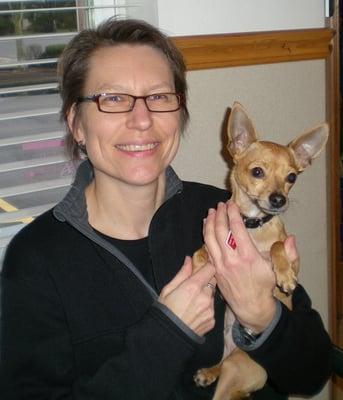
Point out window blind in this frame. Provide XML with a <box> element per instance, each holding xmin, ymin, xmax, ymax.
<box><xmin>0</xmin><ymin>0</ymin><xmax>157</xmax><ymax>264</ymax></box>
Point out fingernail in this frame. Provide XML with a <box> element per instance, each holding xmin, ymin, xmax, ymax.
<box><xmin>208</xmin><ymin>208</ymin><xmax>215</xmax><ymax>215</ymax></box>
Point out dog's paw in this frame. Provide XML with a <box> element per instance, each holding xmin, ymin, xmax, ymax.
<box><xmin>194</xmin><ymin>368</ymin><xmax>218</xmax><ymax>387</ymax></box>
<box><xmin>276</xmin><ymin>269</ymin><xmax>298</xmax><ymax>294</ymax></box>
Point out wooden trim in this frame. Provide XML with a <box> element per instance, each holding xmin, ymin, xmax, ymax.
<box><xmin>172</xmin><ymin>28</ymin><xmax>334</xmax><ymax>70</ymax></box>
<box><xmin>326</xmin><ymin>5</ymin><xmax>341</xmax><ymax>400</ymax></box>
<box><xmin>326</xmin><ymin>1</ymin><xmax>341</xmax><ymax>345</ymax></box>
<box><xmin>327</xmin><ymin>36</ymin><xmax>341</xmax><ymax>346</ymax></box>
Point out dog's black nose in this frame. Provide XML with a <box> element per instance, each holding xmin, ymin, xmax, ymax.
<box><xmin>269</xmin><ymin>193</ymin><xmax>286</xmax><ymax>209</ymax></box>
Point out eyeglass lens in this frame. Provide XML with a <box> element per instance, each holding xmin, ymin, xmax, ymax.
<box><xmin>98</xmin><ymin>93</ymin><xmax>180</xmax><ymax>112</ymax></box>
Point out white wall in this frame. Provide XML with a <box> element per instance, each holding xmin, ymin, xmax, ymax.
<box><xmin>126</xmin><ymin>0</ymin><xmax>159</xmax><ymax>25</ymax></box>
<box><xmin>157</xmin><ymin>0</ymin><xmax>325</xmax><ymax>35</ymax></box>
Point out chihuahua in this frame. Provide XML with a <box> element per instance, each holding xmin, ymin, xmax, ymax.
<box><xmin>192</xmin><ymin>102</ymin><xmax>329</xmax><ymax>400</ymax></box>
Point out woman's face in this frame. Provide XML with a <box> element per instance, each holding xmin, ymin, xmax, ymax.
<box><xmin>70</xmin><ymin>44</ymin><xmax>181</xmax><ymax>188</ymax></box>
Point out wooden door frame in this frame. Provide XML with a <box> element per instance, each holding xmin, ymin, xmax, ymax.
<box><xmin>326</xmin><ymin>0</ymin><xmax>341</xmax><ymax>345</ymax></box>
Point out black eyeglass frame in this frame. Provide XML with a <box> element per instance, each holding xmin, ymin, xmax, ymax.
<box><xmin>76</xmin><ymin>92</ymin><xmax>183</xmax><ymax>114</ymax></box>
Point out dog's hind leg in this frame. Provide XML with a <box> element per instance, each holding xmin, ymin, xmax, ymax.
<box><xmin>194</xmin><ymin>362</ymin><xmax>222</xmax><ymax>387</ymax></box>
<box><xmin>212</xmin><ymin>349</ymin><xmax>267</xmax><ymax>400</ymax></box>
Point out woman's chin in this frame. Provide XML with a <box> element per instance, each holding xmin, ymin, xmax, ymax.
<box><xmin>120</xmin><ymin>166</ymin><xmax>165</xmax><ymax>187</ymax></box>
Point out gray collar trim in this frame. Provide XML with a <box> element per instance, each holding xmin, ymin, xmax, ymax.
<box><xmin>53</xmin><ymin>160</ymin><xmax>92</xmax><ymax>224</ymax></box>
<box><xmin>53</xmin><ymin>160</ymin><xmax>183</xmax><ymax>224</ymax></box>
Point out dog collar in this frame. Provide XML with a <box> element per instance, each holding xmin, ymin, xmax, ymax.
<box><xmin>242</xmin><ymin>214</ymin><xmax>274</xmax><ymax>229</ymax></box>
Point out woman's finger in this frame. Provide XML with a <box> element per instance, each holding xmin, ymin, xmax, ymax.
<box><xmin>189</xmin><ymin>261</ymin><xmax>216</xmax><ymax>289</ymax></box>
<box><xmin>226</xmin><ymin>200</ymin><xmax>256</xmax><ymax>254</ymax></box>
<box><xmin>211</xmin><ymin>202</ymin><xmax>238</xmax><ymax>258</ymax></box>
<box><xmin>203</xmin><ymin>274</ymin><xmax>217</xmax><ymax>296</ymax></box>
<box><xmin>203</xmin><ymin>208</ymin><xmax>223</xmax><ymax>263</ymax></box>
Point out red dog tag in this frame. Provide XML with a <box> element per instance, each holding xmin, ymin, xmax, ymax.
<box><xmin>226</xmin><ymin>230</ymin><xmax>237</xmax><ymax>249</ymax></box>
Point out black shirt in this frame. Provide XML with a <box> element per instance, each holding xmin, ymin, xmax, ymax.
<box><xmin>95</xmin><ymin>231</ymin><xmax>156</xmax><ymax>289</ymax></box>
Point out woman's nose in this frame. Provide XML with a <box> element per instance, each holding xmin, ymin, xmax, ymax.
<box><xmin>126</xmin><ymin>98</ymin><xmax>153</xmax><ymax>131</ymax></box>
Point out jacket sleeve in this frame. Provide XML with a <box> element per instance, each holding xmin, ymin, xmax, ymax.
<box><xmin>0</xmin><ymin>254</ymin><xmax>199</xmax><ymax>400</ymax></box>
<box><xmin>246</xmin><ymin>284</ymin><xmax>332</xmax><ymax>396</ymax></box>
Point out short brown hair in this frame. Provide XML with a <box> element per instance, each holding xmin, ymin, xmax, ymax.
<box><xmin>57</xmin><ymin>17</ymin><xmax>189</xmax><ymax>160</ymax></box>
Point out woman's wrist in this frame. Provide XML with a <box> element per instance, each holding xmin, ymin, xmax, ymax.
<box><xmin>233</xmin><ymin>300</ymin><xmax>282</xmax><ymax>350</ymax></box>
<box><xmin>238</xmin><ymin>297</ymin><xmax>277</xmax><ymax>334</ymax></box>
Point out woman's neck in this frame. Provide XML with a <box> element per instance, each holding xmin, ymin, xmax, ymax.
<box><xmin>85</xmin><ymin>172</ymin><xmax>166</xmax><ymax>240</ymax></box>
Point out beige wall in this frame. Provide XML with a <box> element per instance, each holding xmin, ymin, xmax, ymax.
<box><xmin>172</xmin><ymin>60</ymin><xmax>330</xmax><ymax>400</ymax></box>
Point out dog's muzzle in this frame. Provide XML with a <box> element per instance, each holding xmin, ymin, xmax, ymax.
<box><xmin>269</xmin><ymin>193</ymin><xmax>286</xmax><ymax>209</ymax></box>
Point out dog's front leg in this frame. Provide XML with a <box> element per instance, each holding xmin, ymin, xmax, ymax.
<box><xmin>270</xmin><ymin>240</ymin><xmax>299</xmax><ymax>297</ymax></box>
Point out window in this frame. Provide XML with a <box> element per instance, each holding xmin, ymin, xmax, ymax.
<box><xmin>0</xmin><ymin>0</ymin><xmax>158</xmax><ymax>264</ymax></box>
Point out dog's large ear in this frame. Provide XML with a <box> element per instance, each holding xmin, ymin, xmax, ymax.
<box><xmin>287</xmin><ymin>123</ymin><xmax>329</xmax><ymax>171</ymax></box>
<box><xmin>227</xmin><ymin>102</ymin><xmax>258</xmax><ymax>158</ymax></box>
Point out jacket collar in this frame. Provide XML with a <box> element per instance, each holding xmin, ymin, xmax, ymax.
<box><xmin>52</xmin><ymin>160</ymin><xmax>183</xmax><ymax>299</ymax></box>
<box><xmin>53</xmin><ymin>159</ymin><xmax>183</xmax><ymax>226</ymax></box>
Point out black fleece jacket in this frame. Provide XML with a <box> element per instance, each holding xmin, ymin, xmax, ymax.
<box><xmin>0</xmin><ymin>161</ymin><xmax>332</xmax><ymax>400</ymax></box>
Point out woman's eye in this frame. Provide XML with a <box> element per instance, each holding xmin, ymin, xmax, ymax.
<box><xmin>101</xmin><ymin>94</ymin><xmax>125</xmax><ymax>104</ymax></box>
<box><xmin>286</xmin><ymin>173</ymin><xmax>297</xmax><ymax>184</ymax></box>
<box><xmin>149</xmin><ymin>93</ymin><xmax>168</xmax><ymax>101</ymax></box>
<box><xmin>105</xmin><ymin>95</ymin><xmax>122</xmax><ymax>103</ymax></box>
<box><xmin>251</xmin><ymin>167</ymin><xmax>264</xmax><ymax>178</ymax></box>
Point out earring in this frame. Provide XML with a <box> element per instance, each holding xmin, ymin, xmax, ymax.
<box><xmin>77</xmin><ymin>140</ymin><xmax>87</xmax><ymax>156</ymax></box>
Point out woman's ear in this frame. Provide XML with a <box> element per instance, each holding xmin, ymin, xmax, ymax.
<box><xmin>67</xmin><ymin>103</ymin><xmax>84</xmax><ymax>143</ymax></box>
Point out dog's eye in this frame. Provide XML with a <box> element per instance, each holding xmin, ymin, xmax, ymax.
<box><xmin>251</xmin><ymin>167</ymin><xmax>264</xmax><ymax>178</ymax></box>
<box><xmin>286</xmin><ymin>173</ymin><xmax>297</xmax><ymax>184</ymax></box>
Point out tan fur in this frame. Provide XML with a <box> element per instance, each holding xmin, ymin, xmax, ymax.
<box><xmin>193</xmin><ymin>102</ymin><xmax>328</xmax><ymax>400</ymax></box>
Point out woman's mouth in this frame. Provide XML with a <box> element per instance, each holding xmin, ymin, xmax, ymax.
<box><xmin>116</xmin><ymin>143</ymin><xmax>158</xmax><ymax>152</ymax></box>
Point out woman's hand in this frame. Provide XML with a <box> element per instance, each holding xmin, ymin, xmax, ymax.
<box><xmin>203</xmin><ymin>200</ymin><xmax>294</xmax><ymax>333</ymax></box>
<box><xmin>159</xmin><ymin>256</ymin><xmax>216</xmax><ymax>337</ymax></box>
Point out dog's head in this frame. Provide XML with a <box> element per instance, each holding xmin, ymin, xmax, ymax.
<box><xmin>227</xmin><ymin>102</ymin><xmax>329</xmax><ymax>216</ymax></box>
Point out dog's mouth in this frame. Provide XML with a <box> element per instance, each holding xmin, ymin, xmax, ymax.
<box><xmin>253</xmin><ymin>199</ymin><xmax>288</xmax><ymax>216</ymax></box>
<box><xmin>240</xmin><ymin>185</ymin><xmax>289</xmax><ymax>217</ymax></box>
<box><xmin>259</xmin><ymin>206</ymin><xmax>284</xmax><ymax>216</ymax></box>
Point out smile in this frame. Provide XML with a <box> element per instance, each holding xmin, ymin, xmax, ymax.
<box><xmin>116</xmin><ymin>143</ymin><xmax>159</xmax><ymax>152</ymax></box>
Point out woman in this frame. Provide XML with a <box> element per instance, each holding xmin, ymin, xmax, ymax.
<box><xmin>0</xmin><ymin>18</ymin><xmax>331</xmax><ymax>400</ymax></box>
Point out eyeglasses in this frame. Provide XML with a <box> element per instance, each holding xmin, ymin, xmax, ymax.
<box><xmin>76</xmin><ymin>92</ymin><xmax>183</xmax><ymax>113</ymax></box>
